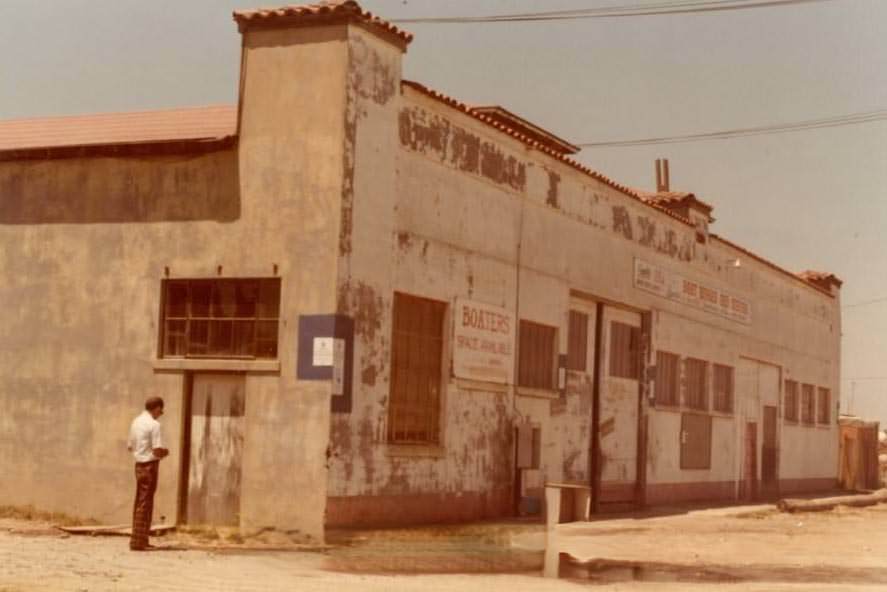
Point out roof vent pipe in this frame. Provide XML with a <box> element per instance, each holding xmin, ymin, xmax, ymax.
<box><xmin>655</xmin><ymin>158</ymin><xmax>670</xmax><ymax>192</ymax></box>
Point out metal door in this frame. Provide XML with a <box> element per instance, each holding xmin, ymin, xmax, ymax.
<box><xmin>184</xmin><ymin>373</ymin><xmax>245</xmax><ymax>526</ymax></box>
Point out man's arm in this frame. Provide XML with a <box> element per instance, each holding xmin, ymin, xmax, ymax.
<box><xmin>151</xmin><ymin>423</ymin><xmax>169</xmax><ymax>459</ymax></box>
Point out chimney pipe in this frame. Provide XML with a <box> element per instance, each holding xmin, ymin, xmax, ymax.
<box><xmin>655</xmin><ymin>158</ymin><xmax>671</xmax><ymax>192</ymax></box>
<box><xmin>663</xmin><ymin>159</ymin><xmax>670</xmax><ymax>192</ymax></box>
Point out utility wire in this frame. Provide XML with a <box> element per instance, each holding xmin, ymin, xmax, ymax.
<box><xmin>392</xmin><ymin>0</ymin><xmax>840</xmax><ymax>24</ymax></box>
<box><xmin>843</xmin><ymin>295</ymin><xmax>887</xmax><ymax>309</ymax></box>
<box><xmin>578</xmin><ymin>109</ymin><xmax>887</xmax><ymax>147</ymax></box>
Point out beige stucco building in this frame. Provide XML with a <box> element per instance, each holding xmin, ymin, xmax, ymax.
<box><xmin>0</xmin><ymin>1</ymin><xmax>842</xmax><ymax>542</ymax></box>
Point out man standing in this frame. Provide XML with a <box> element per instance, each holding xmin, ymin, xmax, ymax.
<box><xmin>127</xmin><ymin>396</ymin><xmax>169</xmax><ymax>551</ymax></box>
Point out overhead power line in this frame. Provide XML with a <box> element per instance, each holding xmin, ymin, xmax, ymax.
<box><xmin>392</xmin><ymin>0</ymin><xmax>840</xmax><ymax>24</ymax></box>
<box><xmin>843</xmin><ymin>295</ymin><xmax>887</xmax><ymax>309</ymax></box>
<box><xmin>577</xmin><ymin>108</ymin><xmax>887</xmax><ymax>147</ymax></box>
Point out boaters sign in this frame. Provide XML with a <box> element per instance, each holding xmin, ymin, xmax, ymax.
<box><xmin>453</xmin><ymin>298</ymin><xmax>515</xmax><ymax>384</ymax></box>
<box><xmin>634</xmin><ymin>258</ymin><xmax>752</xmax><ymax>325</ymax></box>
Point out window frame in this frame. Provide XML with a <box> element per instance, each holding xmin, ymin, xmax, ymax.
<box><xmin>158</xmin><ymin>278</ymin><xmax>281</xmax><ymax>360</ymax></box>
<box><xmin>518</xmin><ymin>319</ymin><xmax>558</xmax><ymax>390</ymax></box>
<box><xmin>387</xmin><ymin>292</ymin><xmax>447</xmax><ymax>446</ymax></box>
<box><xmin>609</xmin><ymin>321</ymin><xmax>641</xmax><ymax>380</ymax></box>
<box><xmin>655</xmin><ymin>351</ymin><xmax>680</xmax><ymax>407</ymax></box>
<box><xmin>684</xmin><ymin>357</ymin><xmax>709</xmax><ymax>411</ymax></box>
<box><xmin>712</xmin><ymin>363</ymin><xmax>734</xmax><ymax>414</ymax></box>
<box><xmin>784</xmin><ymin>379</ymin><xmax>799</xmax><ymax>423</ymax></box>
<box><xmin>566</xmin><ymin>310</ymin><xmax>589</xmax><ymax>372</ymax></box>
<box><xmin>817</xmin><ymin>387</ymin><xmax>831</xmax><ymax>425</ymax></box>
<box><xmin>801</xmin><ymin>383</ymin><xmax>816</xmax><ymax>426</ymax></box>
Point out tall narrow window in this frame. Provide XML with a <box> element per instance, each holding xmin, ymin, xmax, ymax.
<box><xmin>655</xmin><ymin>351</ymin><xmax>680</xmax><ymax>406</ymax></box>
<box><xmin>817</xmin><ymin>387</ymin><xmax>831</xmax><ymax>425</ymax></box>
<box><xmin>518</xmin><ymin>320</ymin><xmax>557</xmax><ymax>389</ymax></box>
<box><xmin>685</xmin><ymin>358</ymin><xmax>708</xmax><ymax>410</ymax></box>
<box><xmin>566</xmin><ymin>310</ymin><xmax>589</xmax><ymax>372</ymax></box>
<box><xmin>784</xmin><ymin>380</ymin><xmax>799</xmax><ymax>422</ymax></box>
<box><xmin>713</xmin><ymin>364</ymin><xmax>734</xmax><ymax>414</ymax></box>
<box><xmin>388</xmin><ymin>293</ymin><xmax>446</xmax><ymax>445</ymax></box>
<box><xmin>160</xmin><ymin>278</ymin><xmax>280</xmax><ymax>359</ymax></box>
<box><xmin>801</xmin><ymin>383</ymin><xmax>815</xmax><ymax>425</ymax></box>
<box><xmin>609</xmin><ymin>321</ymin><xmax>641</xmax><ymax>379</ymax></box>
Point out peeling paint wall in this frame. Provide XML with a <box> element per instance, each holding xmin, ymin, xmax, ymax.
<box><xmin>326</xmin><ymin>76</ymin><xmax>840</xmax><ymax>523</ymax></box>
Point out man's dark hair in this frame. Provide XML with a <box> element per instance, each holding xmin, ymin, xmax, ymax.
<box><xmin>145</xmin><ymin>396</ymin><xmax>165</xmax><ymax>412</ymax></box>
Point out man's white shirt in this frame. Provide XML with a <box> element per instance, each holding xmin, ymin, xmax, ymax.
<box><xmin>128</xmin><ymin>410</ymin><xmax>162</xmax><ymax>463</ymax></box>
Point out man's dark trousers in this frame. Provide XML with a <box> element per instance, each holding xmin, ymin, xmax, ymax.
<box><xmin>130</xmin><ymin>460</ymin><xmax>158</xmax><ymax>550</ymax></box>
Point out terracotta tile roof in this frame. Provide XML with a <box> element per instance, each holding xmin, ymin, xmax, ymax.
<box><xmin>402</xmin><ymin>80</ymin><xmax>837</xmax><ymax>298</ymax></box>
<box><xmin>471</xmin><ymin>105</ymin><xmax>580</xmax><ymax>155</ymax></box>
<box><xmin>233</xmin><ymin>1</ymin><xmax>413</xmax><ymax>46</ymax></box>
<box><xmin>0</xmin><ymin>105</ymin><xmax>237</xmax><ymax>153</ymax></box>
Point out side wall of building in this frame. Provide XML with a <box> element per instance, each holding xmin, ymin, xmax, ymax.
<box><xmin>325</xmin><ymin>82</ymin><xmax>840</xmax><ymax>525</ymax></box>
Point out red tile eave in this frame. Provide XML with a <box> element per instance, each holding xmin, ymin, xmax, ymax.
<box><xmin>0</xmin><ymin>136</ymin><xmax>237</xmax><ymax>162</ymax></box>
<box><xmin>401</xmin><ymin>80</ymin><xmax>834</xmax><ymax>299</ymax></box>
<box><xmin>471</xmin><ymin>105</ymin><xmax>581</xmax><ymax>155</ymax></box>
<box><xmin>233</xmin><ymin>1</ymin><xmax>413</xmax><ymax>47</ymax></box>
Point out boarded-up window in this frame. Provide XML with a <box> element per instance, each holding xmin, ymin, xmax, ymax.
<box><xmin>801</xmin><ymin>383</ymin><xmax>815</xmax><ymax>425</ymax></box>
<box><xmin>680</xmin><ymin>412</ymin><xmax>712</xmax><ymax>470</ymax></box>
<box><xmin>684</xmin><ymin>358</ymin><xmax>708</xmax><ymax>410</ymax></box>
<box><xmin>713</xmin><ymin>364</ymin><xmax>734</xmax><ymax>413</ymax></box>
<box><xmin>817</xmin><ymin>387</ymin><xmax>831</xmax><ymax>425</ymax></box>
<box><xmin>567</xmin><ymin>310</ymin><xmax>588</xmax><ymax>371</ymax></box>
<box><xmin>655</xmin><ymin>351</ymin><xmax>680</xmax><ymax>406</ymax></box>
<box><xmin>160</xmin><ymin>278</ymin><xmax>280</xmax><ymax>359</ymax></box>
<box><xmin>609</xmin><ymin>321</ymin><xmax>641</xmax><ymax>379</ymax></box>
<box><xmin>519</xmin><ymin>320</ymin><xmax>557</xmax><ymax>389</ymax></box>
<box><xmin>784</xmin><ymin>380</ymin><xmax>799</xmax><ymax>422</ymax></box>
<box><xmin>388</xmin><ymin>293</ymin><xmax>446</xmax><ymax>445</ymax></box>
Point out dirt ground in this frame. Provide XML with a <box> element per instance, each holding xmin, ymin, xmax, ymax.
<box><xmin>2</xmin><ymin>501</ymin><xmax>887</xmax><ymax>591</ymax></box>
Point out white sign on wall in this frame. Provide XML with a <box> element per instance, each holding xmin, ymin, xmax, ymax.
<box><xmin>634</xmin><ymin>258</ymin><xmax>752</xmax><ymax>325</ymax></box>
<box><xmin>453</xmin><ymin>298</ymin><xmax>516</xmax><ymax>384</ymax></box>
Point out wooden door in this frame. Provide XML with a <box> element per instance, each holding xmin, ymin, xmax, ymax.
<box><xmin>597</xmin><ymin>306</ymin><xmax>641</xmax><ymax>506</ymax></box>
<box><xmin>761</xmin><ymin>406</ymin><xmax>779</xmax><ymax>497</ymax></box>
<box><xmin>742</xmin><ymin>422</ymin><xmax>758</xmax><ymax>501</ymax></box>
<box><xmin>185</xmin><ymin>373</ymin><xmax>245</xmax><ymax>526</ymax></box>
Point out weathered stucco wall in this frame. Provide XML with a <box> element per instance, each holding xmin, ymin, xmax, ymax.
<box><xmin>0</xmin><ymin>21</ymin><xmax>358</xmax><ymax>542</ymax></box>
<box><xmin>0</xmin><ymin>150</ymin><xmax>239</xmax><ymax>525</ymax></box>
<box><xmin>326</xmin><ymin>77</ymin><xmax>840</xmax><ymax>522</ymax></box>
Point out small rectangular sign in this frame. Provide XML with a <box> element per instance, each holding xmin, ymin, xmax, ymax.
<box><xmin>312</xmin><ymin>337</ymin><xmax>335</xmax><ymax>367</ymax></box>
<box><xmin>453</xmin><ymin>298</ymin><xmax>515</xmax><ymax>384</ymax></box>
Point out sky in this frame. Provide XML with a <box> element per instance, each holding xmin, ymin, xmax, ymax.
<box><xmin>1</xmin><ymin>0</ymin><xmax>885</xmax><ymax>421</ymax></box>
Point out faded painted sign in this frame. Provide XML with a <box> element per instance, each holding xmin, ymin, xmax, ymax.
<box><xmin>453</xmin><ymin>298</ymin><xmax>515</xmax><ymax>384</ymax></box>
<box><xmin>634</xmin><ymin>258</ymin><xmax>752</xmax><ymax>324</ymax></box>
